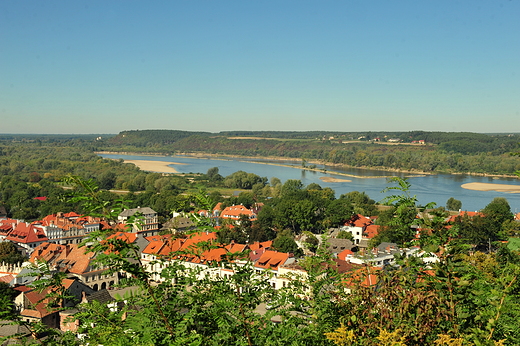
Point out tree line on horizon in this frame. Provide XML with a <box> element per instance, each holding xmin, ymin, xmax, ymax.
<box><xmin>94</xmin><ymin>130</ymin><xmax>520</xmax><ymax>176</ymax></box>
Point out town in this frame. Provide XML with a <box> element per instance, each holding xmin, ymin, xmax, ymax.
<box><xmin>2</xmin><ymin>178</ymin><xmax>520</xmax><ymax>345</ymax></box>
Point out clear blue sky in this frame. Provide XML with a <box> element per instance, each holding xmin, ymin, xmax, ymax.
<box><xmin>1</xmin><ymin>1</ymin><xmax>519</xmax><ymax>134</ymax></box>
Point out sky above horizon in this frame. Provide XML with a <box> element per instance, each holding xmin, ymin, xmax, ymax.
<box><xmin>1</xmin><ymin>1</ymin><xmax>519</xmax><ymax>134</ymax></box>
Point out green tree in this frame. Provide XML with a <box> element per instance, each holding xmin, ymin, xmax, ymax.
<box><xmin>336</xmin><ymin>230</ymin><xmax>354</xmax><ymax>241</ymax></box>
<box><xmin>272</xmin><ymin>230</ymin><xmax>302</xmax><ymax>256</ymax></box>
<box><xmin>0</xmin><ymin>241</ymin><xmax>27</xmax><ymax>264</ymax></box>
<box><xmin>446</xmin><ymin>197</ymin><xmax>462</xmax><ymax>211</ymax></box>
<box><xmin>375</xmin><ymin>177</ymin><xmax>434</xmax><ymax>246</ymax></box>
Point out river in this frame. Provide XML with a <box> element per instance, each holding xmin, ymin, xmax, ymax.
<box><xmin>100</xmin><ymin>153</ymin><xmax>520</xmax><ymax>213</ymax></box>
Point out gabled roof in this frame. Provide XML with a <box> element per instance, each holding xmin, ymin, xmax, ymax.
<box><xmin>6</xmin><ymin>223</ymin><xmax>48</xmax><ymax>244</ymax></box>
<box><xmin>119</xmin><ymin>207</ymin><xmax>156</xmax><ymax>218</ymax></box>
<box><xmin>106</xmin><ymin>231</ymin><xmax>137</xmax><ymax>244</ymax></box>
<box><xmin>338</xmin><ymin>248</ymin><xmax>355</xmax><ymax>261</ymax></box>
<box><xmin>30</xmin><ymin>243</ymin><xmax>95</xmax><ymax>274</ymax></box>
<box><xmin>22</xmin><ymin>288</ymin><xmax>55</xmax><ymax>318</ymax></box>
<box><xmin>219</xmin><ymin>205</ymin><xmax>257</xmax><ymax>220</ymax></box>
<box><xmin>249</xmin><ymin>241</ymin><xmax>272</xmax><ymax>252</ymax></box>
<box><xmin>255</xmin><ymin>250</ymin><xmax>290</xmax><ymax>270</ymax></box>
<box><xmin>0</xmin><ymin>274</ymin><xmax>14</xmax><ymax>284</ymax></box>
<box><xmin>344</xmin><ymin>214</ymin><xmax>372</xmax><ymax>228</ymax></box>
<box><xmin>363</xmin><ymin>224</ymin><xmax>380</xmax><ymax>239</ymax></box>
<box><xmin>343</xmin><ymin>266</ymin><xmax>380</xmax><ymax>287</ymax></box>
<box><xmin>447</xmin><ymin>211</ymin><xmax>483</xmax><ymax>223</ymax></box>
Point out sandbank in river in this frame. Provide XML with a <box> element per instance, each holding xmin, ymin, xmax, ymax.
<box><xmin>461</xmin><ymin>182</ymin><xmax>520</xmax><ymax>193</ymax></box>
<box><xmin>123</xmin><ymin>160</ymin><xmax>185</xmax><ymax>174</ymax></box>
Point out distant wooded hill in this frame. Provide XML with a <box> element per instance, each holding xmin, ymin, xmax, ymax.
<box><xmin>96</xmin><ymin>130</ymin><xmax>520</xmax><ymax>176</ymax></box>
<box><xmin>1</xmin><ymin>130</ymin><xmax>519</xmax><ymax>176</ymax></box>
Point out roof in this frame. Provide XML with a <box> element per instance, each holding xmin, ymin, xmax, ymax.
<box><xmin>119</xmin><ymin>207</ymin><xmax>156</xmax><ymax>218</ymax></box>
<box><xmin>22</xmin><ymin>289</ymin><xmax>56</xmax><ymax>318</ymax></box>
<box><xmin>83</xmin><ymin>289</ymin><xmax>114</xmax><ymax>304</ymax></box>
<box><xmin>6</xmin><ymin>223</ymin><xmax>48</xmax><ymax>244</ymax></box>
<box><xmin>363</xmin><ymin>224</ymin><xmax>380</xmax><ymax>239</ymax></box>
<box><xmin>447</xmin><ymin>211</ymin><xmax>483</xmax><ymax>223</ymax></box>
<box><xmin>0</xmin><ymin>274</ymin><xmax>14</xmax><ymax>284</ymax></box>
<box><xmin>219</xmin><ymin>205</ymin><xmax>257</xmax><ymax>220</ymax></box>
<box><xmin>327</xmin><ymin>238</ymin><xmax>354</xmax><ymax>254</ymax></box>
<box><xmin>343</xmin><ymin>266</ymin><xmax>381</xmax><ymax>287</ymax></box>
<box><xmin>255</xmin><ymin>250</ymin><xmax>290</xmax><ymax>270</ymax></box>
<box><xmin>338</xmin><ymin>248</ymin><xmax>355</xmax><ymax>261</ymax></box>
<box><xmin>0</xmin><ymin>320</ymin><xmax>31</xmax><ymax>338</ymax></box>
<box><xmin>344</xmin><ymin>214</ymin><xmax>373</xmax><ymax>228</ymax></box>
<box><xmin>30</xmin><ymin>243</ymin><xmax>95</xmax><ymax>274</ymax></box>
<box><xmin>106</xmin><ymin>231</ymin><xmax>138</xmax><ymax>244</ymax></box>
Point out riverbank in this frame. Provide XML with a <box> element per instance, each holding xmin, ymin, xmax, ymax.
<box><xmin>98</xmin><ymin>151</ymin><xmax>519</xmax><ymax>181</ymax></box>
<box><xmin>461</xmin><ymin>182</ymin><xmax>520</xmax><ymax>193</ymax></box>
<box><xmin>122</xmin><ymin>159</ymin><xmax>185</xmax><ymax>173</ymax></box>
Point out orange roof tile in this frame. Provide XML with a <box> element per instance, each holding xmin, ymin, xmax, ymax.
<box><xmin>255</xmin><ymin>250</ymin><xmax>289</xmax><ymax>270</ymax></box>
<box><xmin>219</xmin><ymin>205</ymin><xmax>257</xmax><ymax>220</ymax></box>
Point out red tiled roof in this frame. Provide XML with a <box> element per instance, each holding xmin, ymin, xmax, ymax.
<box><xmin>219</xmin><ymin>205</ymin><xmax>257</xmax><ymax>220</ymax></box>
<box><xmin>30</xmin><ymin>243</ymin><xmax>95</xmax><ymax>274</ymax></box>
<box><xmin>255</xmin><ymin>250</ymin><xmax>289</xmax><ymax>270</ymax></box>
<box><xmin>0</xmin><ymin>274</ymin><xmax>14</xmax><ymax>283</ymax></box>
<box><xmin>6</xmin><ymin>222</ymin><xmax>48</xmax><ymax>244</ymax></box>
<box><xmin>106</xmin><ymin>231</ymin><xmax>137</xmax><ymax>244</ymax></box>
<box><xmin>343</xmin><ymin>266</ymin><xmax>381</xmax><ymax>288</ymax></box>
<box><xmin>447</xmin><ymin>211</ymin><xmax>483</xmax><ymax>223</ymax></box>
<box><xmin>345</xmin><ymin>214</ymin><xmax>372</xmax><ymax>228</ymax></box>
<box><xmin>338</xmin><ymin>248</ymin><xmax>355</xmax><ymax>261</ymax></box>
<box><xmin>363</xmin><ymin>224</ymin><xmax>379</xmax><ymax>239</ymax></box>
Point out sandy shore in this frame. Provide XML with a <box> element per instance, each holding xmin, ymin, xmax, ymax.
<box><xmin>123</xmin><ymin>159</ymin><xmax>185</xmax><ymax>173</ymax></box>
<box><xmin>320</xmin><ymin>177</ymin><xmax>352</xmax><ymax>183</ymax></box>
<box><xmin>461</xmin><ymin>182</ymin><xmax>520</xmax><ymax>193</ymax></box>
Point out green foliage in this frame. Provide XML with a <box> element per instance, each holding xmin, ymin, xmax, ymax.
<box><xmin>0</xmin><ymin>241</ymin><xmax>27</xmax><ymax>264</ymax></box>
<box><xmin>223</xmin><ymin>171</ymin><xmax>267</xmax><ymax>190</ymax></box>
<box><xmin>337</xmin><ymin>230</ymin><xmax>354</xmax><ymax>241</ymax></box>
<box><xmin>446</xmin><ymin>197</ymin><xmax>462</xmax><ymax>211</ymax></box>
<box><xmin>375</xmin><ymin>177</ymin><xmax>434</xmax><ymax>246</ymax></box>
<box><xmin>272</xmin><ymin>230</ymin><xmax>302</xmax><ymax>256</ymax></box>
<box><xmin>340</xmin><ymin>191</ymin><xmax>377</xmax><ymax>216</ymax></box>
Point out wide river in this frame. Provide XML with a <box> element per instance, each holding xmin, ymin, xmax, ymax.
<box><xmin>100</xmin><ymin>154</ymin><xmax>520</xmax><ymax>213</ymax></box>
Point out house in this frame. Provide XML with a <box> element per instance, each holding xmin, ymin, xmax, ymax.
<box><xmin>327</xmin><ymin>238</ymin><xmax>355</xmax><ymax>257</ymax></box>
<box><xmin>118</xmin><ymin>207</ymin><xmax>160</xmax><ymax>237</ymax></box>
<box><xmin>6</xmin><ymin>222</ymin><xmax>48</xmax><ymax>253</ymax></box>
<box><xmin>161</xmin><ymin>215</ymin><xmax>195</xmax><ymax>233</ymax></box>
<box><xmin>447</xmin><ymin>210</ymin><xmax>483</xmax><ymax>223</ymax></box>
<box><xmin>30</xmin><ymin>242</ymin><xmax>118</xmax><ymax>291</ymax></box>
<box><xmin>339</xmin><ymin>242</ymin><xmax>420</xmax><ymax>267</ymax></box>
<box><xmin>14</xmin><ymin>285</ymin><xmax>60</xmax><ymax>328</ymax></box>
<box><xmin>0</xmin><ymin>218</ymin><xmax>19</xmax><ymax>241</ymax></box>
<box><xmin>254</xmin><ymin>250</ymin><xmax>295</xmax><ymax>288</ymax></box>
<box><xmin>219</xmin><ymin>205</ymin><xmax>257</xmax><ymax>221</ymax></box>
<box><xmin>340</xmin><ymin>214</ymin><xmax>374</xmax><ymax>245</ymax></box>
<box><xmin>13</xmin><ymin>278</ymin><xmax>93</xmax><ymax>329</ymax></box>
<box><xmin>35</xmin><ymin>213</ymin><xmax>103</xmax><ymax>245</ymax></box>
